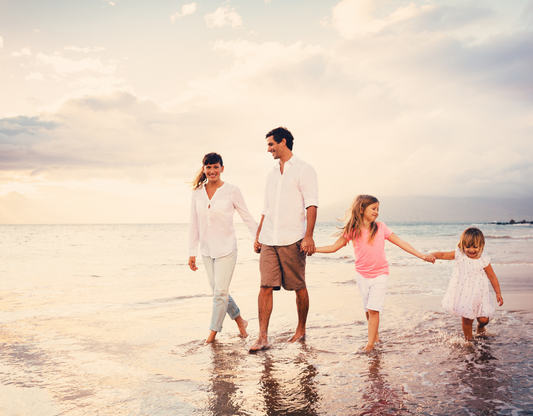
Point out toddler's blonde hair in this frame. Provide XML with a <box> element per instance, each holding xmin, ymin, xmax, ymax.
<box><xmin>457</xmin><ymin>227</ymin><xmax>485</xmax><ymax>253</ymax></box>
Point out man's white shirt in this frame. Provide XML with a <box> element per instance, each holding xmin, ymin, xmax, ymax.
<box><xmin>259</xmin><ymin>155</ymin><xmax>318</xmax><ymax>246</ymax></box>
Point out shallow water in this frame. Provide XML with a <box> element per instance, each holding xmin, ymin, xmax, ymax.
<box><xmin>0</xmin><ymin>223</ymin><xmax>532</xmax><ymax>415</ymax></box>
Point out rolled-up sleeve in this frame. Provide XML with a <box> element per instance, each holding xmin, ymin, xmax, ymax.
<box><xmin>300</xmin><ymin>165</ymin><xmax>319</xmax><ymax>209</ymax></box>
<box><xmin>261</xmin><ymin>175</ymin><xmax>270</xmax><ymax>216</ymax></box>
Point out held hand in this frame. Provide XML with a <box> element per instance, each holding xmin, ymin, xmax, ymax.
<box><xmin>424</xmin><ymin>254</ymin><xmax>436</xmax><ymax>263</ymax></box>
<box><xmin>301</xmin><ymin>236</ymin><xmax>316</xmax><ymax>256</ymax></box>
<box><xmin>496</xmin><ymin>293</ymin><xmax>504</xmax><ymax>306</ymax></box>
<box><xmin>188</xmin><ymin>256</ymin><xmax>198</xmax><ymax>271</ymax></box>
<box><xmin>254</xmin><ymin>239</ymin><xmax>262</xmax><ymax>254</ymax></box>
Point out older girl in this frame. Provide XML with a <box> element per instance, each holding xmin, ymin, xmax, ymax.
<box><xmin>316</xmin><ymin>194</ymin><xmax>435</xmax><ymax>351</ymax></box>
<box><xmin>188</xmin><ymin>152</ymin><xmax>258</xmax><ymax>344</ymax></box>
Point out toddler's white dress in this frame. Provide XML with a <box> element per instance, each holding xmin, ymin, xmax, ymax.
<box><xmin>442</xmin><ymin>248</ymin><xmax>495</xmax><ymax>319</ymax></box>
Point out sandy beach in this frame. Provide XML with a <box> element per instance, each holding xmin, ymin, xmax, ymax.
<box><xmin>0</xmin><ymin>223</ymin><xmax>532</xmax><ymax>415</ymax></box>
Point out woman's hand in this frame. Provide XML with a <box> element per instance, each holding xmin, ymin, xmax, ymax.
<box><xmin>188</xmin><ymin>256</ymin><xmax>198</xmax><ymax>271</ymax></box>
<box><xmin>254</xmin><ymin>239</ymin><xmax>261</xmax><ymax>254</ymax></box>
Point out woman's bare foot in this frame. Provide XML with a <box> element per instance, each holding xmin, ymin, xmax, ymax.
<box><xmin>235</xmin><ymin>316</ymin><xmax>249</xmax><ymax>337</ymax></box>
<box><xmin>205</xmin><ymin>330</ymin><xmax>217</xmax><ymax>344</ymax></box>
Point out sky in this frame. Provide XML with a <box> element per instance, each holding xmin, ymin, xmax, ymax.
<box><xmin>0</xmin><ymin>0</ymin><xmax>532</xmax><ymax>223</ymax></box>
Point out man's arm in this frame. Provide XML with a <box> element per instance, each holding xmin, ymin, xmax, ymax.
<box><xmin>301</xmin><ymin>206</ymin><xmax>317</xmax><ymax>256</ymax></box>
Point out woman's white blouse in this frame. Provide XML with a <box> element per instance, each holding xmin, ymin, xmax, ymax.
<box><xmin>189</xmin><ymin>183</ymin><xmax>258</xmax><ymax>259</ymax></box>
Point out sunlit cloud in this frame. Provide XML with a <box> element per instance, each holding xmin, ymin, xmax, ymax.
<box><xmin>1</xmin><ymin>0</ymin><xmax>532</xmax><ymax>223</ymax></box>
<box><xmin>35</xmin><ymin>53</ymin><xmax>116</xmax><ymax>75</ymax></box>
<box><xmin>205</xmin><ymin>5</ymin><xmax>242</xmax><ymax>28</ymax></box>
<box><xmin>25</xmin><ymin>72</ymin><xmax>46</xmax><ymax>82</ymax></box>
<box><xmin>64</xmin><ymin>46</ymin><xmax>106</xmax><ymax>53</ymax></box>
<box><xmin>11</xmin><ymin>48</ymin><xmax>32</xmax><ymax>57</ymax></box>
<box><xmin>171</xmin><ymin>3</ymin><xmax>198</xmax><ymax>22</ymax></box>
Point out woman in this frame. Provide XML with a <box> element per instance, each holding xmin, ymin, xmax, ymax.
<box><xmin>188</xmin><ymin>152</ymin><xmax>258</xmax><ymax>344</ymax></box>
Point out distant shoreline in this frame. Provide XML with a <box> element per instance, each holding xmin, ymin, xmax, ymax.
<box><xmin>490</xmin><ymin>220</ymin><xmax>533</xmax><ymax>225</ymax></box>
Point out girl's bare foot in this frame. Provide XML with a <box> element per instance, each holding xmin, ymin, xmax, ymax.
<box><xmin>362</xmin><ymin>343</ymin><xmax>375</xmax><ymax>352</ymax></box>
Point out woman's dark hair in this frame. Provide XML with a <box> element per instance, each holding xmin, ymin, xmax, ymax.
<box><xmin>266</xmin><ymin>127</ymin><xmax>294</xmax><ymax>151</ymax></box>
<box><xmin>191</xmin><ymin>152</ymin><xmax>223</xmax><ymax>190</ymax></box>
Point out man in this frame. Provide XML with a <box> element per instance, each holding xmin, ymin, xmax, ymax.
<box><xmin>249</xmin><ymin>127</ymin><xmax>318</xmax><ymax>352</ymax></box>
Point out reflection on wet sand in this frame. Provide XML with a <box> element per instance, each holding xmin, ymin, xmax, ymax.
<box><xmin>257</xmin><ymin>344</ymin><xmax>320</xmax><ymax>416</ymax></box>
<box><xmin>446</xmin><ymin>341</ymin><xmax>510</xmax><ymax>414</ymax></box>
<box><xmin>207</xmin><ymin>342</ymin><xmax>247</xmax><ymax>416</ymax></box>
<box><xmin>353</xmin><ymin>352</ymin><xmax>407</xmax><ymax>415</ymax></box>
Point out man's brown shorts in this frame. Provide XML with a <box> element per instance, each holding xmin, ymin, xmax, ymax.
<box><xmin>259</xmin><ymin>240</ymin><xmax>306</xmax><ymax>291</ymax></box>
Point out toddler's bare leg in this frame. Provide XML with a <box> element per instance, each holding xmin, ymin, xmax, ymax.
<box><xmin>461</xmin><ymin>317</ymin><xmax>474</xmax><ymax>341</ymax></box>
<box><xmin>476</xmin><ymin>317</ymin><xmax>489</xmax><ymax>336</ymax></box>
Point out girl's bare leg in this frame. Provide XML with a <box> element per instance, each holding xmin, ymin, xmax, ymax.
<box><xmin>365</xmin><ymin>311</ymin><xmax>379</xmax><ymax>343</ymax></box>
<box><xmin>205</xmin><ymin>330</ymin><xmax>217</xmax><ymax>344</ymax></box>
<box><xmin>364</xmin><ymin>310</ymin><xmax>380</xmax><ymax>351</ymax></box>
<box><xmin>476</xmin><ymin>317</ymin><xmax>489</xmax><ymax>336</ymax></box>
<box><xmin>234</xmin><ymin>315</ymin><xmax>249</xmax><ymax>337</ymax></box>
<box><xmin>461</xmin><ymin>317</ymin><xmax>474</xmax><ymax>341</ymax></box>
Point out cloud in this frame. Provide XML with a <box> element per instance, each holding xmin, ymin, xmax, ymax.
<box><xmin>2</xmin><ymin>2</ymin><xmax>533</xmax><ymax>223</ymax></box>
<box><xmin>35</xmin><ymin>53</ymin><xmax>116</xmax><ymax>75</ymax></box>
<box><xmin>205</xmin><ymin>5</ymin><xmax>242</xmax><ymax>28</ymax></box>
<box><xmin>11</xmin><ymin>48</ymin><xmax>32</xmax><ymax>57</ymax></box>
<box><xmin>330</xmin><ymin>0</ymin><xmax>493</xmax><ymax>38</ymax></box>
<box><xmin>171</xmin><ymin>3</ymin><xmax>197</xmax><ymax>22</ymax></box>
<box><xmin>0</xmin><ymin>115</ymin><xmax>57</xmax><ymax>137</ymax></box>
<box><xmin>25</xmin><ymin>72</ymin><xmax>46</xmax><ymax>82</ymax></box>
<box><xmin>64</xmin><ymin>46</ymin><xmax>106</xmax><ymax>53</ymax></box>
<box><xmin>0</xmin><ymin>191</ymin><xmax>31</xmax><ymax>212</ymax></box>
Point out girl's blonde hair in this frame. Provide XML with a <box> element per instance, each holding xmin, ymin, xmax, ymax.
<box><xmin>457</xmin><ymin>227</ymin><xmax>485</xmax><ymax>253</ymax></box>
<box><xmin>190</xmin><ymin>152</ymin><xmax>223</xmax><ymax>190</ymax></box>
<box><xmin>338</xmin><ymin>194</ymin><xmax>379</xmax><ymax>244</ymax></box>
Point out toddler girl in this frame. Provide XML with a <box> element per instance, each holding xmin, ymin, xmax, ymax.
<box><xmin>316</xmin><ymin>195</ymin><xmax>435</xmax><ymax>351</ymax></box>
<box><xmin>432</xmin><ymin>227</ymin><xmax>504</xmax><ymax>341</ymax></box>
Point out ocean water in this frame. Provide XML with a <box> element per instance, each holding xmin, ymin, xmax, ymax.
<box><xmin>0</xmin><ymin>222</ymin><xmax>532</xmax><ymax>415</ymax></box>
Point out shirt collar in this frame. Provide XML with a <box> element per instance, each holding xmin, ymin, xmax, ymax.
<box><xmin>276</xmin><ymin>154</ymin><xmax>298</xmax><ymax>171</ymax></box>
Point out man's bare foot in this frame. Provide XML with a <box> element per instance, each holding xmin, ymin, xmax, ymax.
<box><xmin>288</xmin><ymin>331</ymin><xmax>305</xmax><ymax>343</ymax></box>
<box><xmin>236</xmin><ymin>317</ymin><xmax>249</xmax><ymax>337</ymax></box>
<box><xmin>249</xmin><ymin>336</ymin><xmax>269</xmax><ymax>352</ymax></box>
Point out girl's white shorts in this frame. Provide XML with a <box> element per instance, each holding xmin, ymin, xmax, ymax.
<box><xmin>356</xmin><ymin>272</ymin><xmax>388</xmax><ymax>313</ymax></box>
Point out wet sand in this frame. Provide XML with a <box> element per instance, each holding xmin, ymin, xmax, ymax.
<box><xmin>1</xmin><ymin>223</ymin><xmax>532</xmax><ymax>415</ymax></box>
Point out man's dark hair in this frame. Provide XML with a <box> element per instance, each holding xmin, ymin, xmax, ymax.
<box><xmin>266</xmin><ymin>127</ymin><xmax>294</xmax><ymax>151</ymax></box>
